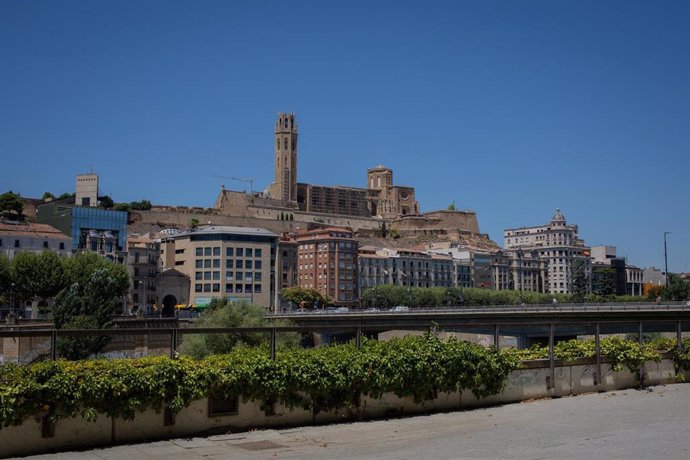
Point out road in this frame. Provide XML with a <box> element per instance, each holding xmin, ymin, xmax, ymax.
<box><xmin>15</xmin><ymin>384</ymin><xmax>690</xmax><ymax>460</ymax></box>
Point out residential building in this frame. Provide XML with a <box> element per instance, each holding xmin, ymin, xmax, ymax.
<box><xmin>359</xmin><ymin>246</ymin><xmax>454</xmax><ymax>291</ymax></box>
<box><xmin>292</xmin><ymin>227</ymin><xmax>358</xmax><ymax>305</ymax></box>
<box><xmin>0</xmin><ymin>222</ymin><xmax>71</xmax><ymax>259</ymax></box>
<box><xmin>491</xmin><ymin>249</ymin><xmax>548</xmax><ymax>293</ymax></box>
<box><xmin>504</xmin><ymin>209</ymin><xmax>591</xmax><ymax>294</ymax></box>
<box><xmin>163</xmin><ymin>226</ymin><xmax>278</xmax><ymax>309</ymax></box>
<box><xmin>625</xmin><ymin>265</ymin><xmax>644</xmax><ymax>296</ymax></box>
<box><xmin>126</xmin><ymin>234</ymin><xmax>160</xmax><ymax>315</ymax></box>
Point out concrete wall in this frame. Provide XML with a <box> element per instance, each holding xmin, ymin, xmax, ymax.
<box><xmin>1</xmin><ymin>358</ymin><xmax>686</xmax><ymax>458</ymax></box>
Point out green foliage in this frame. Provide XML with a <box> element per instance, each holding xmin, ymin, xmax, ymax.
<box><xmin>129</xmin><ymin>200</ymin><xmax>152</xmax><ymax>210</ymax></box>
<box><xmin>57</xmin><ymin>192</ymin><xmax>75</xmax><ymax>200</ymax></box>
<box><xmin>52</xmin><ymin>254</ymin><xmax>129</xmax><ymax>357</ymax></box>
<box><xmin>362</xmin><ymin>286</ymin><xmax>568</xmax><ymax>307</ymax></box>
<box><xmin>507</xmin><ymin>337</ymin><xmax>661</xmax><ymax>373</ymax></box>
<box><xmin>190</xmin><ymin>218</ymin><xmax>199</xmax><ymax>229</ymax></box>
<box><xmin>98</xmin><ymin>195</ymin><xmax>114</xmax><ymax>209</ymax></box>
<box><xmin>390</xmin><ymin>228</ymin><xmax>400</xmax><ymax>239</ymax></box>
<box><xmin>0</xmin><ymin>335</ymin><xmax>519</xmax><ymax>429</ymax></box>
<box><xmin>41</xmin><ymin>192</ymin><xmax>55</xmax><ymax>201</ymax></box>
<box><xmin>180</xmin><ymin>299</ymin><xmax>299</xmax><ymax>358</ymax></box>
<box><xmin>570</xmin><ymin>258</ymin><xmax>589</xmax><ymax>303</ymax></box>
<box><xmin>11</xmin><ymin>250</ymin><xmax>65</xmax><ymax>301</ymax></box>
<box><xmin>447</xmin><ymin>201</ymin><xmax>456</xmax><ymax>211</ymax></box>
<box><xmin>281</xmin><ymin>286</ymin><xmax>333</xmax><ymax>308</ymax></box>
<box><xmin>0</xmin><ymin>191</ymin><xmax>23</xmax><ymax>217</ymax></box>
<box><xmin>0</xmin><ymin>253</ymin><xmax>10</xmax><ymax>295</ymax></box>
<box><xmin>112</xmin><ymin>203</ymin><xmax>131</xmax><ymax>212</ymax></box>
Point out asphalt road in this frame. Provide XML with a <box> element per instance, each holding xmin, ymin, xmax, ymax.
<box><xmin>14</xmin><ymin>384</ymin><xmax>690</xmax><ymax>460</ymax></box>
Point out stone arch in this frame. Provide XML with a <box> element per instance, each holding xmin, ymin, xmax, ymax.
<box><xmin>162</xmin><ymin>295</ymin><xmax>177</xmax><ymax>318</ymax></box>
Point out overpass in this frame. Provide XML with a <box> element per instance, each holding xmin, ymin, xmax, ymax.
<box><xmin>268</xmin><ymin>302</ymin><xmax>690</xmax><ymax>347</ymax></box>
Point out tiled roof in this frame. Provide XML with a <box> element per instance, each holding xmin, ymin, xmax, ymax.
<box><xmin>0</xmin><ymin>222</ymin><xmax>70</xmax><ymax>240</ymax></box>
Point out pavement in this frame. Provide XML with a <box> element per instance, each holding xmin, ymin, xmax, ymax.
<box><xmin>12</xmin><ymin>384</ymin><xmax>690</xmax><ymax>460</ymax></box>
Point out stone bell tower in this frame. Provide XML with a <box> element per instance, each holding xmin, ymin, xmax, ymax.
<box><xmin>270</xmin><ymin>112</ymin><xmax>298</xmax><ymax>202</ymax></box>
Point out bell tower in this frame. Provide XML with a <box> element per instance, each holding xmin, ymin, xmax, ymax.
<box><xmin>271</xmin><ymin>112</ymin><xmax>298</xmax><ymax>202</ymax></box>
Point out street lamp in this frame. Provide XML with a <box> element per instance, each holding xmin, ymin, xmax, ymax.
<box><xmin>664</xmin><ymin>232</ymin><xmax>671</xmax><ymax>290</ymax></box>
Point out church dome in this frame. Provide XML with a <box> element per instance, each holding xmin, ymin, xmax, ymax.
<box><xmin>551</xmin><ymin>208</ymin><xmax>566</xmax><ymax>224</ymax></box>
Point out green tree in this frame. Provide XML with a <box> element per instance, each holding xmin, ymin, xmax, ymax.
<box><xmin>190</xmin><ymin>218</ymin><xmax>199</xmax><ymax>229</ymax></box>
<box><xmin>570</xmin><ymin>258</ymin><xmax>589</xmax><ymax>303</ymax></box>
<box><xmin>57</xmin><ymin>192</ymin><xmax>75</xmax><ymax>200</ymax></box>
<box><xmin>53</xmin><ymin>262</ymin><xmax>129</xmax><ymax>359</ymax></box>
<box><xmin>666</xmin><ymin>274</ymin><xmax>690</xmax><ymax>301</ymax></box>
<box><xmin>41</xmin><ymin>192</ymin><xmax>55</xmax><ymax>201</ymax></box>
<box><xmin>99</xmin><ymin>195</ymin><xmax>114</xmax><ymax>209</ymax></box>
<box><xmin>180</xmin><ymin>298</ymin><xmax>299</xmax><ymax>358</ymax></box>
<box><xmin>129</xmin><ymin>199</ymin><xmax>152</xmax><ymax>210</ymax></box>
<box><xmin>0</xmin><ymin>253</ymin><xmax>10</xmax><ymax>301</ymax></box>
<box><xmin>0</xmin><ymin>191</ymin><xmax>23</xmax><ymax>217</ymax></box>
<box><xmin>447</xmin><ymin>201</ymin><xmax>456</xmax><ymax>211</ymax></box>
<box><xmin>113</xmin><ymin>202</ymin><xmax>131</xmax><ymax>212</ymax></box>
<box><xmin>281</xmin><ymin>287</ymin><xmax>333</xmax><ymax>309</ymax></box>
<box><xmin>10</xmin><ymin>251</ymin><xmax>65</xmax><ymax>303</ymax></box>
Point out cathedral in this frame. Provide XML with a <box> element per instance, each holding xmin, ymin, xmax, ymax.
<box><xmin>266</xmin><ymin>112</ymin><xmax>419</xmax><ymax>219</ymax></box>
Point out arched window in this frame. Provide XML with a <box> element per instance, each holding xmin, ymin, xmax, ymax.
<box><xmin>284</xmin><ymin>138</ymin><xmax>288</xmax><ymax>149</ymax></box>
<box><xmin>276</xmin><ymin>139</ymin><xmax>280</xmax><ymax>149</ymax></box>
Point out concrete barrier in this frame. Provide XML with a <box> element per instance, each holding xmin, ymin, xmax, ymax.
<box><xmin>0</xmin><ymin>357</ymin><xmax>684</xmax><ymax>458</ymax></box>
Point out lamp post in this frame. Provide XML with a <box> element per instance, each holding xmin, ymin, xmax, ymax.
<box><xmin>517</xmin><ymin>249</ymin><xmax>524</xmax><ymax>304</ymax></box>
<box><xmin>664</xmin><ymin>232</ymin><xmax>671</xmax><ymax>290</ymax></box>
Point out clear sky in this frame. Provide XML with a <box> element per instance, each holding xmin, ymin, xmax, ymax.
<box><xmin>1</xmin><ymin>0</ymin><xmax>688</xmax><ymax>272</ymax></box>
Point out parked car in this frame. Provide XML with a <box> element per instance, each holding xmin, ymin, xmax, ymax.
<box><xmin>390</xmin><ymin>306</ymin><xmax>410</xmax><ymax>312</ymax></box>
<box><xmin>334</xmin><ymin>307</ymin><xmax>350</xmax><ymax>313</ymax></box>
<box><xmin>363</xmin><ymin>308</ymin><xmax>381</xmax><ymax>312</ymax></box>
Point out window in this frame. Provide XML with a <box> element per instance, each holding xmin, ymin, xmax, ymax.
<box><xmin>204</xmin><ymin>260</ymin><xmax>211</xmax><ymax>268</ymax></box>
<box><xmin>14</xmin><ymin>240</ymin><xmax>20</xmax><ymax>248</ymax></box>
<box><xmin>204</xmin><ymin>272</ymin><xmax>211</xmax><ymax>280</ymax></box>
<box><xmin>212</xmin><ymin>283</ymin><xmax>220</xmax><ymax>292</ymax></box>
<box><xmin>226</xmin><ymin>272</ymin><xmax>234</xmax><ymax>281</ymax></box>
<box><xmin>226</xmin><ymin>247</ymin><xmax>234</xmax><ymax>257</ymax></box>
<box><xmin>226</xmin><ymin>284</ymin><xmax>234</xmax><ymax>293</ymax></box>
<box><xmin>226</xmin><ymin>259</ymin><xmax>234</xmax><ymax>269</ymax></box>
<box><xmin>254</xmin><ymin>284</ymin><xmax>262</xmax><ymax>293</ymax></box>
<box><xmin>246</xmin><ymin>248</ymin><xmax>253</xmax><ymax>257</ymax></box>
<box><xmin>235</xmin><ymin>284</ymin><xmax>243</xmax><ymax>293</ymax></box>
<box><xmin>204</xmin><ymin>247</ymin><xmax>211</xmax><ymax>256</ymax></box>
<box><xmin>213</xmin><ymin>271</ymin><xmax>220</xmax><ymax>280</ymax></box>
<box><xmin>245</xmin><ymin>284</ymin><xmax>252</xmax><ymax>293</ymax></box>
<box><xmin>43</xmin><ymin>241</ymin><xmax>48</xmax><ymax>249</ymax></box>
<box><xmin>196</xmin><ymin>248</ymin><xmax>203</xmax><ymax>257</ymax></box>
<box><xmin>203</xmin><ymin>284</ymin><xmax>211</xmax><ymax>292</ymax></box>
<box><xmin>213</xmin><ymin>247</ymin><xmax>220</xmax><ymax>256</ymax></box>
<box><xmin>254</xmin><ymin>248</ymin><xmax>262</xmax><ymax>257</ymax></box>
<box><xmin>195</xmin><ymin>272</ymin><xmax>202</xmax><ymax>280</ymax></box>
<box><xmin>236</xmin><ymin>271</ymin><xmax>243</xmax><ymax>280</ymax></box>
<box><xmin>236</xmin><ymin>260</ymin><xmax>243</xmax><ymax>269</ymax></box>
<box><xmin>236</xmin><ymin>248</ymin><xmax>243</xmax><ymax>257</ymax></box>
<box><xmin>254</xmin><ymin>272</ymin><xmax>262</xmax><ymax>282</ymax></box>
<box><xmin>255</xmin><ymin>260</ymin><xmax>262</xmax><ymax>269</ymax></box>
<box><xmin>59</xmin><ymin>242</ymin><xmax>65</xmax><ymax>250</ymax></box>
<box><xmin>134</xmin><ymin>267</ymin><xmax>140</xmax><ymax>276</ymax></box>
<box><xmin>245</xmin><ymin>260</ymin><xmax>253</xmax><ymax>269</ymax></box>
<box><xmin>195</xmin><ymin>284</ymin><xmax>203</xmax><ymax>292</ymax></box>
<box><xmin>213</xmin><ymin>259</ymin><xmax>220</xmax><ymax>268</ymax></box>
<box><xmin>245</xmin><ymin>273</ymin><xmax>253</xmax><ymax>282</ymax></box>
<box><xmin>175</xmin><ymin>261</ymin><xmax>184</xmax><ymax>266</ymax></box>
<box><xmin>196</xmin><ymin>260</ymin><xmax>203</xmax><ymax>269</ymax></box>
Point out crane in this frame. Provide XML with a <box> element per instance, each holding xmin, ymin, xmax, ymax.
<box><xmin>211</xmin><ymin>175</ymin><xmax>255</xmax><ymax>195</ymax></box>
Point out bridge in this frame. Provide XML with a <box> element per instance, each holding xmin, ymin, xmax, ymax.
<box><xmin>269</xmin><ymin>302</ymin><xmax>690</xmax><ymax>347</ymax></box>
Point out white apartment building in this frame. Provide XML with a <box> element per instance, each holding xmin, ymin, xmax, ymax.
<box><xmin>504</xmin><ymin>209</ymin><xmax>591</xmax><ymax>295</ymax></box>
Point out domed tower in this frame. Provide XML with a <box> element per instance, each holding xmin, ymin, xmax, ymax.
<box><xmin>367</xmin><ymin>164</ymin><xmax>393</xmax><ymax>190</ymax></box>
<box><xmin>551</xmin><ymin>208</ymin><xmax>566</xmax><ymax>227</ymax></box>
<box><xmin>271</xmin><ymin>113</ymin><xmax>298</xmax><ymax>202</ymax></box>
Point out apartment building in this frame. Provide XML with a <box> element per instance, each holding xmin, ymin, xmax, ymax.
<box><xmin>359</xmin><ymin>247</ymin><xmax>454</xmax><ymax>290</ymax></box>
<box><xmin>504</xmin><ymin>209</ymin><xmax>591</xmax><ymax>294</ymax></box>
<box><xmin>0</xmin><ymin>222</ymin><xmax>71</xmax><ymax>259</ymax></box>
<box><xmin>292</xmin><ymin>227</ymin><xmax>358</xmax><ymax>305</ymax></box>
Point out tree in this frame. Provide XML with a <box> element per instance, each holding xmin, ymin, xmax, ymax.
<box><xmin>379</xmin><ymin>222</ymin><xmax>388</xmax><ymax>238</ymax></box>
<box><xmin>447</xmin><ymin>201</ymin><xmax>456</xmax><ymax>211</ymax></box>
<box><xmin>10</xmin><ymin>251</ymin><xmax>65</xmax><ymax>303</ymax></box>
<box><xmin>666</xmin><ymin>274</ymin><xmax>690</xmax><ymax>301</ymax></box>
<box><xmin>53</xmin><ymin>261</ymin><xmax>129</xmax><ymax>359</ymax></box>
<box><xmin>129</xmin><ymin>199</ymin><xmax>152</xmax><ymax>210</ymax></box>
<box><xmin>0</xmin><ymin>253</ymin><xmax>10</xmax><ymax>296</ymax></box>
<box><xmin>57</xmin><ymin>192</ymin><xmax>75</xmax><ymax>200</ymax></box>
<box><xmin>570</xmin><ymin>258</ymin><xmax>589</xmax><ymax>303</ymax></box>
<box><xmin>281</xmin><ymin>287</ymin><xmax>333</xmax><ymax>309</ymax></box>
<box><xmin>0</xmin><ymin>191</ymin><xmax>23</xmax><ymax>217</ymax></box>
<box><xmin>41</xmin><ymin>192</ymin><xmax>55</xmax><ymax>201</ymax></box>
<box><xmin>179</xmin><ymin>298</ymin><xmax>299</xmax><ymax>358</ymax></box>
<box><xmin>99</xmin><ymin>195</ymin><xmax>114</xmax><ymax>209</ymax></box>
<box><xmin>113</xmin><ymin>203</ymin><xmax>131</xmax><ymax>212</ymax></box>
<box><xmin>190</xmin><ymin>218</ymin><xmax>199</xmax><ymax>229</ymax></box>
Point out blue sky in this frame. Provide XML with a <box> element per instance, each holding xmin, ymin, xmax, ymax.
<box><xmin>1</xmin><ymin>0</ymin><xmax>688</xmax><ymax>272</ymax></box>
